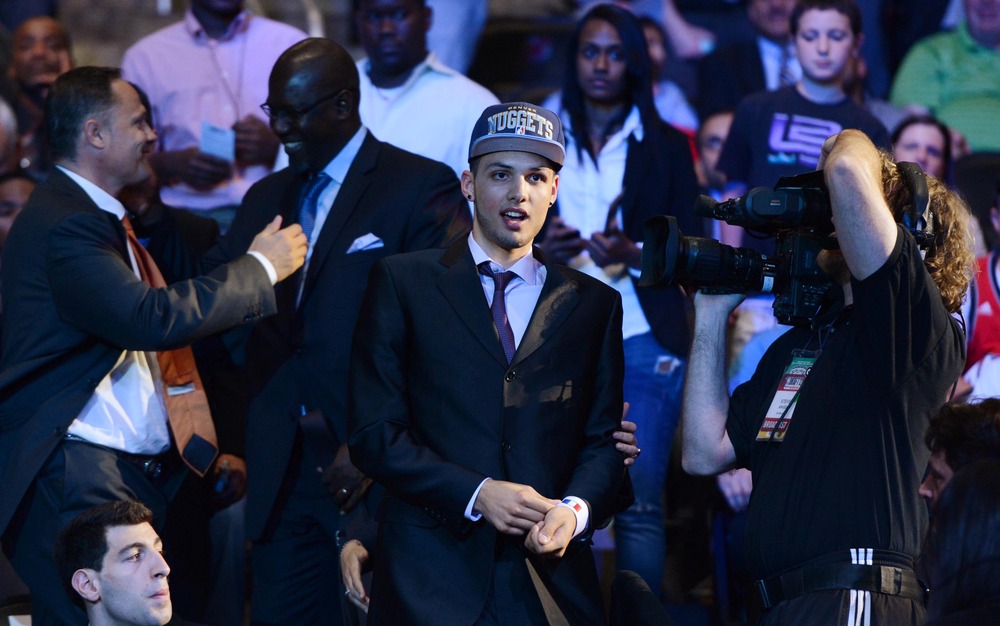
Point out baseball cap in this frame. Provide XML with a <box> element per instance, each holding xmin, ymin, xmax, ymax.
<box><xmin>468</xmin><ymin>102</ymin><xmax>565</xmax><ymax>168</ymax></box>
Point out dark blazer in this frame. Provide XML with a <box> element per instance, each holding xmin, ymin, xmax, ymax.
<box><xmin>698</xmin><ymin>41</ymin><xmax>767</xmax><ymax>119</ymax></box>
<box><xmin>173</xmin><ymin>133</ymin><xmax>471</xmax><ymax>541</ymax></box>
<box><xmin>0</xmin><ymin>168</ymin><xmax>275</xmax><ymax>536</ymax></box>
<box><xmin>348</xmin><ymin>240</ymin><xmax>629</xmax><ymax>625</ymax></box>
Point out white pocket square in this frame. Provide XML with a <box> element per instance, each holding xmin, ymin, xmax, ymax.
<box><xmin>347</xmin><ymin>233</ymin><xmax>384</xmax><ymax>254</ymax></box>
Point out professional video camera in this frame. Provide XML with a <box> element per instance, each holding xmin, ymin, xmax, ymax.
<box><xmin>639</xmin><ymin>163</ymin><xmax>931</xmax><ymax>326</ymax></box>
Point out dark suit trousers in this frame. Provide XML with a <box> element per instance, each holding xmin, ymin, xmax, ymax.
<box><xmin>2</xmin><ymin>440</ymin><xmax>183</xmax><ymax>626</ymax></box>
<box><xmin>250</xmin><ymin>432</ymin><xmax>344</xmax><ymax>626</ymax></box>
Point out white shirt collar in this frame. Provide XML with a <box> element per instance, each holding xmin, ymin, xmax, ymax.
<box><xmin>319</xmin><ymin>126</ymin><xmax>368</xmax><ymax>183</ymax></box>
<box><xmin>560</xmin><ymin>104</ymin><xmax>644</xmax><ymax>147</ymax></box>
<box><xmin>468</xmin><ymin>232</ymin><xmax>542</xmax><ymax>286</ymax></box>
<box><xmin>618</xmin><ymin>105</ymin><xmax>644</xmax><ymax>144</ymax></box>
<box><xmin>362</xmin><ymin>52</ymin><xmax>457</xmax><ymax>93</ymax></box>
<box><xmin>184</xmin><ymin>7</ymin><xmax>251</xmax><ymax>43</ymax></box>
<box><xmin>56</xmin><ymin>165</ymin><xmax>128</xmax><ymax>220</ymax></box>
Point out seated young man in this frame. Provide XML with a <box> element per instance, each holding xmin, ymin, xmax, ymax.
<box><xmin>54</xmin><ymin>501</ymin><xmax>173</xmax><ymax>626</ymax></box>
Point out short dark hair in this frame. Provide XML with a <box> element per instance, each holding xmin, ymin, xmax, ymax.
<box><xmin>45</xmin><ymin>66</ymin><xmax>122</xmax><ymax>162</ymax></box>
<box><xmin>790</xmin><ymin>0</ymin><xmax>862</xmax><ymax>36</ymax></box>
<box><xmin>925</xmin><ymin>399</ymin><xmax>1000</xmax><ymax>472</ymax></box>
<box><xmin>54</xmin><ymin>500</ymin><xmax>154</xmax><ymax>606</ymax></box>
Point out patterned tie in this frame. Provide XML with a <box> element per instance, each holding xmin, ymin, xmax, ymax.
<box><xmin>298</xmin><ymin>172</ymin><xmax>332</xmax><ymax>243</ymax></box>
<box><xmin>121</xmin><ymin>216</ymin><xmax>219</xmax><ymax>476</ymax></box>
<box><xmin>478</xmin><ymin>262</ymin><xmax>517</xmax><ymax>363</ymax></box>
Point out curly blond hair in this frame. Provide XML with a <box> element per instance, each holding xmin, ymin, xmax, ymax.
<box><xmin>880</xmin><ymin>153</ymin><xmax>974</xmax><ymax>313</ymax></box>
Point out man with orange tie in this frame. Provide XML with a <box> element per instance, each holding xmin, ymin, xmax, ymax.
<box><xmin>0</xmin><ymin>66</ymin><xmax>306</xmax><ymax>626</ymax></box>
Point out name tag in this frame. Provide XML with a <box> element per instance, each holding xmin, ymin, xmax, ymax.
<box><xmin>756</xmin><ymin>350</ymin><xmax>818</xmax><ymax>442</ymax></box>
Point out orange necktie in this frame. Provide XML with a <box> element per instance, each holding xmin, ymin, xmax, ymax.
<box><xmin>122</xmin><ymin>216</ymin><xmax>218</xmax><ymax>476</ymax></box>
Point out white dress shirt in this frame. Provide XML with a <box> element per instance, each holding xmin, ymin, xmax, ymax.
<box><xmin>357</xmin><ymin>52</ymin><xmax>498</xmax><ymax>182</ymax></box>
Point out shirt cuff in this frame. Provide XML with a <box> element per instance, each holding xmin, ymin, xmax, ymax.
<box><xmin>465</xmin><ymin>477</ymin><xmax>491</xmax><ymax>521</ymax></box>
<box><xmin>557</xmin><ymin>496</ymin><xmax>589</xmax><ymax>539</ymax></box>
<box><xmin>247</xmin><ymin>251</ymin><xmax>278</xmax><ymax>285</ymax></box>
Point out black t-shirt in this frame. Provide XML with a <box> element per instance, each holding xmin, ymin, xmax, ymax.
<box><xmin>719</xmin><ymin>86</ymin><xmax>892</xmax><ymax>191</ymax></box>
<box><xmin>726</xmin><ymin>227</ymin><xmax>964</xmax><ymax>580</ymax></box>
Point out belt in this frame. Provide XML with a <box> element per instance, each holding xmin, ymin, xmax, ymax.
<box><xmin>756</xmin><ymin>559</ymin><xmax>924</xmax><ymax>610</ymax></box>
<box><xmin>115</xmin><ymin>448</ymin><xmax>181</xmax><ymax>482</ymax></box>
<box><xmin>64</xmin><ymin>435</ymin><xmax>182</xmax><ymax>483</ymax></box>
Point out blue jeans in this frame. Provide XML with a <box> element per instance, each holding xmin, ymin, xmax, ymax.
<box><xmin>614</xmin><ymin>332</ymin><xmax>685</xmax><ymax>597</ymax></box>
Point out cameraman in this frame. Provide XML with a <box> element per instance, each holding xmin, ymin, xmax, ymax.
<box><xmin>680</xmin><ymin>129</ymin><xmax>973</xmax><ymax>625</ymax></box>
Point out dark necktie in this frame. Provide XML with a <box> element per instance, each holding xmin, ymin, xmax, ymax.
<box><xmin>478</xmin><ymin>262</ymin><xmax>517</xmax><ymax>363</ymax></box>
<box><xmin>122</xmin><ymin>216</ymin><xmax>218</xmax><ymax>477</ymax></box>
<box><xmin>298</xmin><ymin>172</ymin><xmax>332</xmax><ymax>243</ymax></box>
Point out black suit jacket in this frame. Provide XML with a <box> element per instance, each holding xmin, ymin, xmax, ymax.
<box><xmin>0</xmin><ymin>168</ymin><xmax>275</xmax><ymax>536</ymax></box>
<box><xmin>698</xmin><ymin>41</ymin><xmax>767</xmax><ymax>118</ymax></box>
<box><xmin>348</xmin><ymin>240</ymin><xmax>629</xmax><ymax>625</ymax></box>
<box><xmin>170</xmin><ymin>133</ymin><xmax>471</xmax><ymax>540</ymax></box>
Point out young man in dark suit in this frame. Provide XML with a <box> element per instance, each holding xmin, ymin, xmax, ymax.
<box><xmin>349</xmin><ymin>102</ymin><xmax>630</xmax><ymax>625</ymax></box>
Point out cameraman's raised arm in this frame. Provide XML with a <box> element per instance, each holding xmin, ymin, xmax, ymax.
<box><xmin>820</xmin><ymin>130</ymin><xmax>898</xmax><ymax>282</ymax></box>
<box><xmin>681</xmin><ymin>291</ymin><xmax>744</xmax><ymax>475</ymax></box>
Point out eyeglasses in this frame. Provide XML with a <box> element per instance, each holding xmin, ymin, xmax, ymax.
<box><xmin>260</xmin><ymin>90</ymin><xmax>347</xmax><ymax>125</ymax></box>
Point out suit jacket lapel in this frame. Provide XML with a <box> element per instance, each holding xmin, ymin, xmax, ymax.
<box><xmin>300</xmin><ymin>134</ymin><xmax>378</xmax><ymax>306</ymax></box>
<box><xmin>437</xmin><ymin>242</ymin><xmax>581</xmax><ymax>367</ymax></box>
<box><xmin>437</xmin><ymin>240</ymin><xmax>510</xmax><ymax>367</ymax></box>
<box><xmin>515</xmin><ymin>255</ymin><xmax>579</xmax><ymax>365</ymax></box>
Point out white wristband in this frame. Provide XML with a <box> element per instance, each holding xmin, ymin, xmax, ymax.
<box><xmin>557</xmin><ymin>497</ymin><xmax>588</xmax><ymax>539</ymax></box>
